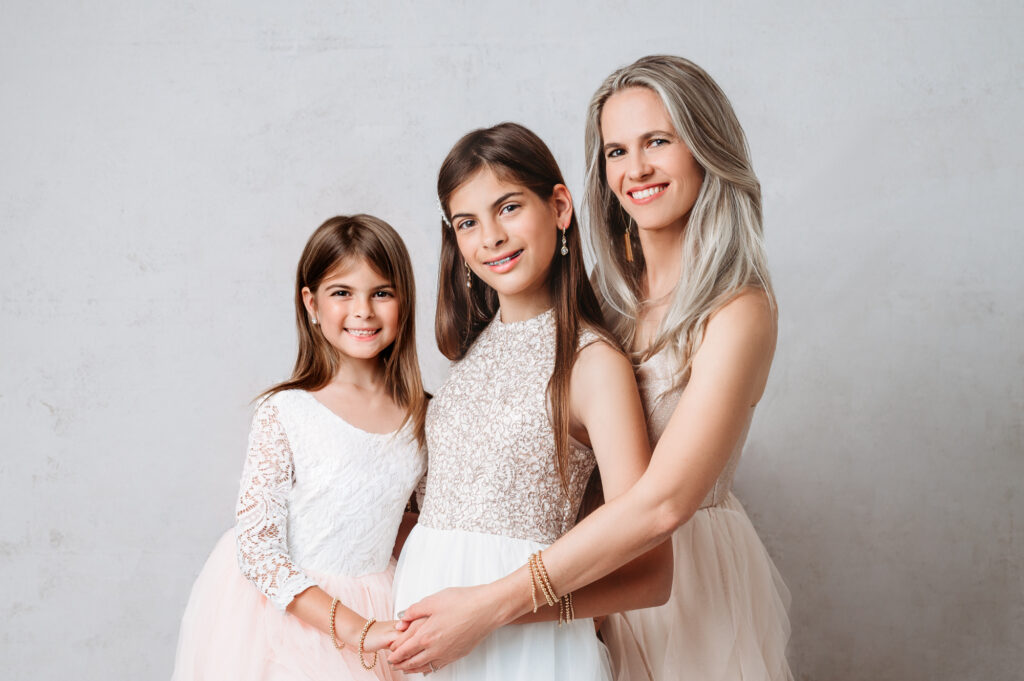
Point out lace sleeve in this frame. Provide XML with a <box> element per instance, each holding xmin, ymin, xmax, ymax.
<box><xmin>235</xmin><ymin>400</ymin><xmax>317</xmax><ymax>610</ymax></box>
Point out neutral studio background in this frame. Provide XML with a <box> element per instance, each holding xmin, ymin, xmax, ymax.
<box><xmin>2</xmin><ymin>1</ymin><xmax>1021</xmax><ymax>679</ymax></box>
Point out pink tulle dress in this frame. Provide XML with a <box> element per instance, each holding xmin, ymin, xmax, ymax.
<box><xmin>172</xmin><ymin>390</ymin><xmax>425</xmax><ymax>681</ymax></box>
<box><xmin>600</xmin><ymin>349</ymin><xmax>793</xmax><ymax>681</ymax></box>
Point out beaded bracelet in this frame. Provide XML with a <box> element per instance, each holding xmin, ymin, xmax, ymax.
<box><xmin>329</xmin><ymin>598</ymin><xmax>345</xmax><ymax>650</ymax></box>
<box><xmin>532</xmin><ymin>551</ymin><xmax>558</xmax><ymax>606</ymax></box>
<box><xmin>357</xmin><ymin>618</ymin><xmax>378</xmax><ymax>670</ymax></box>
<box><xmin>527</xmin><ymin>551</ymin><xmax>576</xmax><ymax>626</ymax></box>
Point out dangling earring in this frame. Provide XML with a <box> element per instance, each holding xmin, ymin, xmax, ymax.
<box><xmin>624</xmin><ymin>223</ymin><xmax>634</xmax><ymax>263</ymax></box>
<box><xmin>465</xmin><ymin>262</ymin><xmax>472</xmax><ymax>288</ymax></box>
<box><xmin>560</xmin><ymin>227</ymin><xmax>568</xmax><ymax>256</ymax></box>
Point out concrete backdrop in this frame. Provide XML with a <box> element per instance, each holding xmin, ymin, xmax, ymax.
<box><xmin>2</xmin><ymin>1</ymin><xmax>1021</xmax><ymax>679</ymax></box>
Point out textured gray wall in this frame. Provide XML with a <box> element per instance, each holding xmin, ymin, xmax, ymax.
<box><xmin>2</xmin><ymin>2</ymin><xmax>1021</xmax><ymax>680</ymax></box>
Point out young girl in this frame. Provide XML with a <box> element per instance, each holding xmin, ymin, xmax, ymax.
<box><xmin>172</xmin><ymin>215</ymin><xmax>427</xmax><ymax>681</ymax></box>
<box><xmin>389</xmin><ymin>123</ymin><xmax>672</xmax><ymax>679</ymax></box>
<box><xmin>390</xmin><ymin>57</ymin><xmax>793</xmax><ymax>681</ymax></box>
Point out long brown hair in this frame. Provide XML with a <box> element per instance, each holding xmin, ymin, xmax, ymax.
<box><xmin>435</xmin><ymin>122</ymin><xmax>612</xmax><ymax>494</ymax></box>
<box><xmin>261</xmin><ymin>215</ymin><xmax>426</xmax><ymax>446</ymax></box>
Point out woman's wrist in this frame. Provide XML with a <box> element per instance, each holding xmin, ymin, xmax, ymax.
<box><xmin>489</xmin><ymin>567</ymin><xmax>535</xmax><ymax>627</ymax></box>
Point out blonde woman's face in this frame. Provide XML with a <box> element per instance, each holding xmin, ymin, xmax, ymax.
<box><xmin>600</xmin><ymin>87</ymin><xmax>704</xmax><ymax>235</ymax></box>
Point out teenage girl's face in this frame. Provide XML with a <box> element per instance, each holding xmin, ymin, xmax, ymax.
<box><xmin>448</xmin><ymin>167</ymin><xmax>572</xmax><ymax>305</ymax></box>
<box><xmin>301</xmin><ymin>258</ymin><xmax>400</xmax><ymax>362</ymax></box>
<box><xmin>600</xmin><ymin>86</ymin><xmax>705</xmax><ymax>235</ymax></box>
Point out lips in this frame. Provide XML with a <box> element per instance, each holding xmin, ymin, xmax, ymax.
<box><xmin>345</xmin><ymin>328</ymin><xmax>381</xmax><ymax>340</ymax></box>
<box><xmin>627</xmin><ymin>183</ymin><xmax>668</xmax><ymax>204</ymax></box>
<box><xmin>482</xmin><ymin>249</ymin><xmax>524</xmax><ymax>273</ymax></box>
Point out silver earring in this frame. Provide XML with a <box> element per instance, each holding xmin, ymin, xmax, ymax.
<box><xmin>465</xmin><ymin>262</ymin><xmax>472</xmax><ymax>288</ymax></box>
<box><xmin>560</xmin><ymin>227</ymin><xmax>568</xmax><ymax>256</ymax></box>
<box><xmin>311</xmin><ymin>316</ymin><xmax>317</xmax><ymax>325</ymax></box>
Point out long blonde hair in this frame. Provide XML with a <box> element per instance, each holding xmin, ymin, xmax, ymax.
<box><xmin>584</xmin><ymin>55</ymin><xmax>774</xmax><ymax>388</ymax></box>
<box><xmin>261</xmin><ymin>215</ymin><xmax>427</xmax><ymax>446</ymax></box>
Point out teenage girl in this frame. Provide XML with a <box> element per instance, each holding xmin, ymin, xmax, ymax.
<box><xmin>172</xmin><ymin>215</ymin><xmax>427</xmax><ymax>681</ymax></box>
<box><xmin>391</xmin><ymin>56</ymin><xmax>793</xmax><ymax>681</ymax></box>
<box><xmin>389</xmin><ymin>122</ymin><xmax>672</xmax><ymax>679</ymax></box>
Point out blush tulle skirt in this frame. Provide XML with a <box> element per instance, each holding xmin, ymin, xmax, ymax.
<box><xmin>171</xmin><ymin>530</ymin><xmax>405</xmax><ymax>681</ymax></box>
<box><xmin>601</xmin><ymin>493</ymin><xmax>793</xmax><ymax>681</ymax></box>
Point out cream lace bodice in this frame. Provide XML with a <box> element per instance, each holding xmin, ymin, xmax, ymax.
<box><xmin>234</xmin><ymin>390</ymin><xmax>425</xmax><ymax>609</ymax></box>
<box><xmin>638</xmin><ymin>349</ymin><xmax>751</xmax><ymax>508</ymax></box>
<box><xmin>419</xmin><ymin>310</ymin><xmax>598</xmax><ymax>544</ymax></box>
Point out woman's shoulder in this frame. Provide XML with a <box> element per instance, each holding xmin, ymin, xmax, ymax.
<box><xmin>704</xmin><ymin>287</ymin><xmax>777</xmax><ymax>344</ymax></box>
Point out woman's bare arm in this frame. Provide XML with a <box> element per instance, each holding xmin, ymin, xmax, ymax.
<box><xmin>390</xmin><ymin>289</ymin><xmax>776</xmax><ymax>671</ymax></box>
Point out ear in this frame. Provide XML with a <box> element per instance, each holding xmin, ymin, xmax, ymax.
<box><xmin>551</xmin><ymin>184</ymin><xmax>574</xmax><ymax>229</ymax></box>
<box><xmin>301</xmin><ymin>286</ymin><xmax>317</xmax><ymax>321</ymax></box>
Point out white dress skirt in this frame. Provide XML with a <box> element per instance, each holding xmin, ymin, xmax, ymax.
<box><xmin>393</xmin><ymin>310</ymin><xmax>611</xmax><ymax>681</ymax></box>
<box><xmin>394</xmin><ymin>526</ymin><xmax>610</xmax><ymax>679</ymax></box>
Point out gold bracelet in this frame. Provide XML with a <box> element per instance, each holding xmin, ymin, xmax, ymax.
<box><xmin>557</xmin><ymin>592</ymin><xmax>575</xmax><ymax>626</ymax></box>
<box><xmin>357</xmin><ymin>618</ymin><xmax>378</xmax><ymax>670</ymax></box>
<box><xmin>527</xmin><ymin>554</ymin><xmax>540</xmax><ymax>613</ymax></box>
<box><xmin>533</xmin><ymin>551</ymin><xmax>558</xmax><ymax>606</ymax></box>
<box><xmin>329</xmin><ymin>598</ymin><xmax>345</xmax><ymax>649</ymax></box>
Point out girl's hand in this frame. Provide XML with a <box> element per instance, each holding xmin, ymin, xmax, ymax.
<box><xmin>360</xmin><ymin>619</ymin><xmax>400</xmax><ymax>654</ymax></box>
<box><xmin>388</xmin><ymin>585</ymin><xmax>507</xmax><ymax>673</ymax></box>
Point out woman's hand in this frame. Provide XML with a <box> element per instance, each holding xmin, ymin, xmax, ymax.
<box><xmin>388</xmin><ymin>583</ymin><xmax>514</xmax><ymax>673</ymax></box>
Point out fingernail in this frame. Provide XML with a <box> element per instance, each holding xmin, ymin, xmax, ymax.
<box><xmin>397</xmin><ymin>610</ymin><xmax>405</xmax><ymax>618</ymax></box>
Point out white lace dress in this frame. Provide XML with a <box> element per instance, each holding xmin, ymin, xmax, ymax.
<box><xmin>393</xmin><ymin>310</ymin><xmax>612</xmax><ymax>680</ymax></box>
<box><xmin>172</xmin><ymin>389</ymin><xmax>425</xmax><ymax>681</ymax></box>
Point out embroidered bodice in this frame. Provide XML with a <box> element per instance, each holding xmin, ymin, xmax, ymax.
<box><xmin>419</xmin><ymin>310</ymin><xmax>598</xmax><ymax>544</ymax></box>
<box><xmin>234</xmin><ymin>389</ymin><xmax>425</xmax><ymax>609</ymax></box>
<box><xmin>638</xmin><ymin>349</ymin><xmax>751</xmax><ymax>508</ymax></box>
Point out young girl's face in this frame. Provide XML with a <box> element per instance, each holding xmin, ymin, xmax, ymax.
<box><xmin>600</xmin><ymin>86</ymin><xmax>705</xmax><ymax>235</ymax></box>
<box><xmin>302</xmin><ymin>258</ymin><xmax>400</xmax><ymax>362</ymax></box>
<box><xmin>448</xmin><ymin>167</ymin><xmax>571</xmax><ymax>302</ymax></box>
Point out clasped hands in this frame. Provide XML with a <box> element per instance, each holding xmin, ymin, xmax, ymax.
<box><xmin>384</xmin><ymin>584</ymin><xmax>505</xmax><ymax>674</ymax></box>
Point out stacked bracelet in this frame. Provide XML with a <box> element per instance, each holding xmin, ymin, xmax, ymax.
<box><xmin>329</xmin><ymin>598</ymin><xmax>345</xmax><ymax>650</ymax></box>
<box><xmin>526</xmin><ymin>551</ymin><xmax>575</xmax><ymax>626</ymax></box>
<box><xmin>358</xmin><ymin>618</ymin><xmax>378</xmax><ymax>670</ymax></box>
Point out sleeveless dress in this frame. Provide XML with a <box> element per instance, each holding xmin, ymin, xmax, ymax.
<box><xmin>393</xmin><ymin>309</ymin><xmax>612</xmax><ymax>680</ymax></box>
<box><xmin>172</xmin><ymin>389</ymin><xmax>425</xmax><ymax>681</ymax></box>
<box><xmin>601</xmin><ymin>349</ymin><xmax>793</xmax><ymax>681</ymax></box>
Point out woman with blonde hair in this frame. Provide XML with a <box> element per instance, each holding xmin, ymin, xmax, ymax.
<box><xmin>390</xmin><ymin>56</ymin><xmax>792</xmax><ymax>680</ymax></box>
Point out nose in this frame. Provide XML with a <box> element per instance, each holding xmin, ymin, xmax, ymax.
<box><xmin>353</xmin><ymin>294</ymin><xmax>374</xmax><ymax>318</ymax></box>
<box><xmin>626</xmin><ymin>149</ymin><xmax>653</xmax><ymax>181</ymax></box>
<box><xmin>480</xmin><ymin>217</ymin><xmax>507</xmax><ymax>251</ymax></box>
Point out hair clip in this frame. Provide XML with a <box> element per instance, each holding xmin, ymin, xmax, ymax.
<box><xmin>436</xmin><ymin>198</ymin><xmax>453</xmax><ymax>229</ymax></box>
